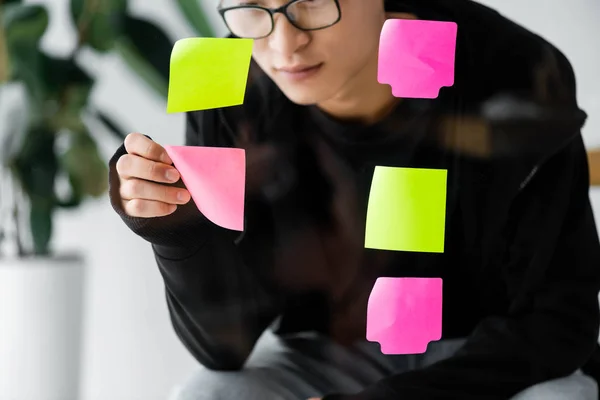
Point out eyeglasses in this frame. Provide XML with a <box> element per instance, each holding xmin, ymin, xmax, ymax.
<box><xmin>218</xmin><ymin>0</ymin><xmax>342</xmax><ymax>40</ymax></box>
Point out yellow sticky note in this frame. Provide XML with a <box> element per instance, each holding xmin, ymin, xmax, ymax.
<box><xmin>365</xmin><ymin>167</ymin><xmax>447</xmax><ymax>253</ymax></box>
<box><xmin>167</xmin><ymin>37</ymin><xmax>254</xmax><ymax>113</ymax></box>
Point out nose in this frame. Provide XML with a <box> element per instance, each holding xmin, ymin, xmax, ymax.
<box><xmin>267</xmin><ymin>14</ymin><xmax>310</xmax><ymax>58</ymax></box>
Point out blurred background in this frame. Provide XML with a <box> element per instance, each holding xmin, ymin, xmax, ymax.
<box><xmin>0</xmin><ymin>0</ymin><xmax>599</xmax><ymax>399</ymax></box>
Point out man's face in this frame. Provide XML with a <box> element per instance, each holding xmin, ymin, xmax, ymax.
<box><xmin>221</xmin><ymin>0</ymin><xmax>387</xmax><ymax>105</ymax></box>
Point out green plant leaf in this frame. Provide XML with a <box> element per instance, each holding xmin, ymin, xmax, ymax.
<box><xmin>29</xmin><ymin>196</ymin><xmax>53</xmax><ymax>255</ymax></box>
<box><xmin>41</xmin><ymin>53</ymin><xmax>93</xmax><ymax>94</ymax></box>
<box><xmin>12</xmin><ymin>126</ymin><xmax>57</xmax><ymax>198</ymax></box>
<box><xmin>11</xmin><ymin>126</ymin><xmax>58</xmax><ymax>255</ymax></box>
<box><xmin>175</xmin><ymin>0</ymin><xmax>215</xmax><ymax>37</ymax></box>
<box><xmin>114</xmin><ymin>37</ymin><xmax>168</xmax><ymax>98</ymax></box>
<box><xmin>70</xmin><ymin>0</ymin><xmax>127</xmax><ymax>52</ymax></box>
<box><xmin>39</xmin><ymin>55</ymin><xmax>94</xmax><ymax>134</ymax></box>
<box><xmin>2</xmin><ymin>3</ymin><xmax>48</xmax><ymax>44</ymax></box>
<box><xmin>59</xmin><ymin>129</ymin><xmax>108</xmax><ymax>198</ymax></box>
<box><xmin>121</xmin><ymin>14</ymin><xmax>173</xmax><ymax>83</ymax></box>
<box><xmin>2</xmin><ymin>3</ymin><xmax>48</xmax><ymax>95</ymax></box>
<box><xmin>6</xmin><ymin>48</ymin><xmax>45</xmax><ymax>112</ymax></box>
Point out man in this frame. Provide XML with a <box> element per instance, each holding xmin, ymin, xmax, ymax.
<box><xmin>109</xmin><ymin>0</ymin><xmax>600</xmax><ymax>398</ymax></box>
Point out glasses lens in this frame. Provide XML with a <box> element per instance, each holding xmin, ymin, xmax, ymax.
<box><xmin>287</xmin><ymin>0</ymin><xmax>340</xmax><ymax>30</ymax></box>
<box><xmin>223</xmin><ymin>7</ymin><xmax>273</xmax><ymax>38</ymax></box>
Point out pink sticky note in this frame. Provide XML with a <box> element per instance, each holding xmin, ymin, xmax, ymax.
<box><xmin>378</xmin><ymin>19</ymin><xmax>457</xmax><ymax>99</ymax></box>
<box><xmin>164</xmin><ymin>146</ymin><xmax>246</xmax><ymax>231</ymax></box>
<box><xmin>367</xmin><ymin>277</ymin><xmax>442</xmax><ymax>354</ymax></box>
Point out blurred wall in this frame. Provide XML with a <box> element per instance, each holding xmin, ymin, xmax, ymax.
<box><xmin>29</xmin><ymin>0</ymin><xmax>600</xmax><ymax>399</ymax></box>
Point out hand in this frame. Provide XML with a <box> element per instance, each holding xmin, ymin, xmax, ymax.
<box><xmin>308</xmin><ymin>398</ymin><xmax>322</xmax><ymax>400</ymax></box>
<box><xmin>116</xmin><ymin>133</ymin><xmax>191</xmax><ymax>218</ymax></box>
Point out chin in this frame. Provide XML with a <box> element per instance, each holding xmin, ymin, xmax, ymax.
<box><xmin>277</xmin><ymin>84</ymin><xmax>333</xmax><ymax>106</ymax></box>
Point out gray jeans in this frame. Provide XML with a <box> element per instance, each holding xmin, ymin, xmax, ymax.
<box><xmin>170</xmin><ymin>330</ymin><xmax>598</xmax><ymax>400</ymax></box>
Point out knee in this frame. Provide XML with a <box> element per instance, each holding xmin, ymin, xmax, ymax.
<box><xmin>511</xmin><ymin>373</ymin><xmax>598</xmax><ymax>400</ymax></box>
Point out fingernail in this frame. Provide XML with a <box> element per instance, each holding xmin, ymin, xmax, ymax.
<box><xmin>177</xmin><ymin>191</ymin><xmax>189</xmax><ymax>202</ymax></box>
<box><xmin>166</xmin><ymin>169</ymin><xmax>179</xmax><ymax>182</ymax></box>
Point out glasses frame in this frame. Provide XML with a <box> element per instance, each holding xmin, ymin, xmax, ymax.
<box><xmin>218</xmin><ymin>0</ymin><xmax>342</xmax><ymax>39</ymax></box>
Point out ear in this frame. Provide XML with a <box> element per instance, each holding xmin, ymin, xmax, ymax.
<box><xmin>385</xmin><ymin>12</ymin><xmax>418</xmax><ymax>20</ymax></box>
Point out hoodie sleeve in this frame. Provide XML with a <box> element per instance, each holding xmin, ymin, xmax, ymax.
<box><xmin>107</xmin><ymin>112</ymin><xmax>210</xmax><ymax>248</ymax></box>
<box><xmin>107</xmin><ymin>109</ymin><xmax>283</xmax><ymax>370</ymax></box>
<box><xmin>323</xmin><ymin>133</ymin><xmax>600</xmax><ymax>400</ymax></box>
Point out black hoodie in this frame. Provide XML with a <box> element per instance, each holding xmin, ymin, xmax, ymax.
<box><xmin>108</xmin><ymin>1</ymin><xmax>600</xmax><ymax>399</ymax></box>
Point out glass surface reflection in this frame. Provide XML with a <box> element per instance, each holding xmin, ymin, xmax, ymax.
<box><xmin>109</xmin><ymin>1</ymin><xmax>600</xmax><ymax>399</ymax></box>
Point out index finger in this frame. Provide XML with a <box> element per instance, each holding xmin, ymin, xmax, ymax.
<box><xmin>124</xmin><ymin>132</ymin><xmax>172</xmax><ymax>165</ymax></box>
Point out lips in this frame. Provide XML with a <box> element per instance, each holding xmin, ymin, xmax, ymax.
<box><xmin>276</xmin><ymin>63</ymin><xmax>322</xmax><ymax>73</ymax></box>
<box><xmin>274</xmin><ymin>63</ymin><xmax>324</xmax><ymax>81</ymax></box>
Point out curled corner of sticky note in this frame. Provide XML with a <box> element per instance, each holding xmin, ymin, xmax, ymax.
<box><xmin>366</xmin><ymin>277</ymin><xmax>443</xmax><ymax>355</ymax></box>
<box><xmin>163</xmin><ymin>145</ymin><xmax>246</xmax><ymax>231</ymax></box>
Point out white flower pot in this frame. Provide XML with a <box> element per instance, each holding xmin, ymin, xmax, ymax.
<box><xmin>0</xmin><ymin>254</ymin><xmax>85</xmax><ymax>400</ymax></box>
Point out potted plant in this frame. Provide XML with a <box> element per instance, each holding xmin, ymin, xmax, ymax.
<box><xmin>0</xmin><ymin>0</ymin><xmax>214</xmax><ymax>398</ymax></box>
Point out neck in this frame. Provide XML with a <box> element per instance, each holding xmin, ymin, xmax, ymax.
<box><xmin>316</xmin><ymin>53</ymin><xmax>399</xmax><ymax>125</ymax></box>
